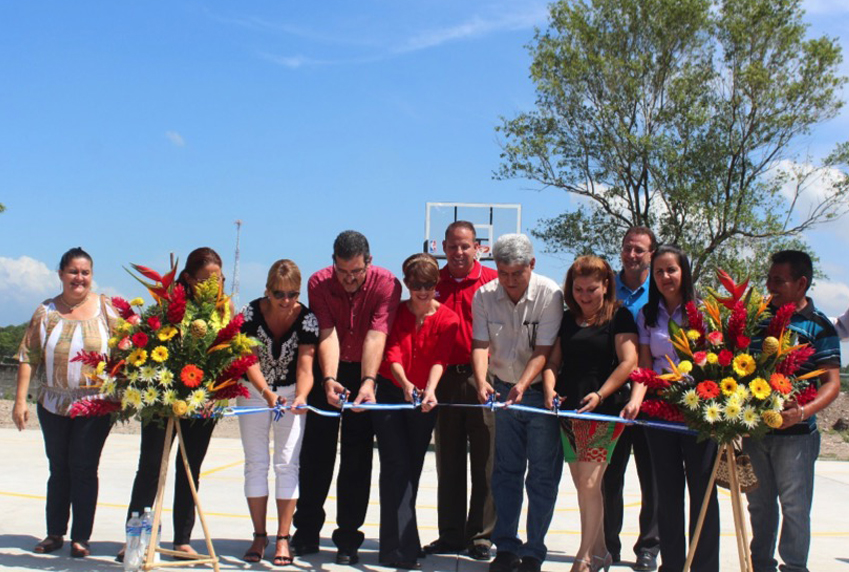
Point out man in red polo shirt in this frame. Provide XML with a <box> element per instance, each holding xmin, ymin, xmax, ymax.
<box><xmin>423</xmin><ymin>221</ymin><xmax>498</xmax><ymax>561</ymax></box>
<box><xmin>292</xmin><ymin>230</ymin><xmax>401</xmax><ymax>566</ymax></box>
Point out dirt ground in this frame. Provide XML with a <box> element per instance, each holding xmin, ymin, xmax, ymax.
<box><xmin>3</xmin><ymin>393</ymin><xmax>849</xmax><ymax>459</ymax></box>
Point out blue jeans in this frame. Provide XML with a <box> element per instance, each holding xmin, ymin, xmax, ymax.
<box><xmin>742</xmin><ymin>432</ymin><xmax>820</xmax><ymax>572</ymax></box>
<box><xmin>491</xmin><ymin>380</ymin><xmax>564</xmax><ymax>561</ymax></box>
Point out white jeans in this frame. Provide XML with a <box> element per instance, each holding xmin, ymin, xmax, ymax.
<box><xmin>237</xmin><ymin>384</ymin><xmax>304</xmax><ymax>499</ymax></box>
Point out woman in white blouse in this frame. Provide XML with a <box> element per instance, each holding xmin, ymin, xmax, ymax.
<box><xmin>13</xmin><ymin>247</ymin><xmax>118</xmax><ymax>558</ymax></box>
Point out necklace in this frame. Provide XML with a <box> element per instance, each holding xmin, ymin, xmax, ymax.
<box><xmin>60</xmin><ymin>293</ymin><xmax>90</xmax><ymax>311</ymax></box>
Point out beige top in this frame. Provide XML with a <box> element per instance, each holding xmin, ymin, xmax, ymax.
<box><xmin>17</xmin><ymin>294</ymin><xmax>118</xmax><ymax>416</ymax></box>
<box><xmin>472</xmin><ymin>272</ymin><xmax>563</xmax><ymax>384</ymax></box>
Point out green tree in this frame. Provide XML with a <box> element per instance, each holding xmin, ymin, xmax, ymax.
<box><xmin>496</xmin><ymin>0</ymin><xmax>848</xmax><ymax>282</ymax></box>
<box><xmin>0</xmin><ymin>323</ymin><xmax>26</xmax><ymax>361</ymax></box>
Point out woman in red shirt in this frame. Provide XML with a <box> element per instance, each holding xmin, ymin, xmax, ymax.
<box><xmin>373</xmin><ymin>253</ymin><xmax>459</xmax><ymax>570</ymax></box>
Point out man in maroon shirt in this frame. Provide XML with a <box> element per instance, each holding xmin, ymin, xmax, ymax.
<box><xmin>423</xmin><ymin>221</ymin><xmax>498</xmax><ymax>561</ymax></box>
<box><xmin>292</xmin><ymin>230</ymin><xmax>401</xmax><ymax>566</ymax></box>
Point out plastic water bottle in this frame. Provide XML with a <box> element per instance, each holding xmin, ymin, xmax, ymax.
<box><xmin>140</xmin><ymin>507</ymin><xmax>153</xmax><ymax>559</ymax></box>
<box><xmin>124</xmin><ymin>511</ymin><xmax>142</xmax><ymax>571</ymax></box>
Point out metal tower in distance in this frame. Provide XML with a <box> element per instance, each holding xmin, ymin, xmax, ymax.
<box><xmin>232</xmin><ymin>220</ymin><xmax>242</xmax><ymax>309</ymax></box>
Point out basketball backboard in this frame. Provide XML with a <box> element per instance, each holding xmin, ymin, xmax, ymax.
<box><xmin>424</xmin><ymin>202</ymin><xmax>522</xmax><ymax>260</ymax></box>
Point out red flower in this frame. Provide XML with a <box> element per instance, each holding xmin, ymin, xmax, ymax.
<box><xmin>776</xmin><ymin>345</ymin><xmax>816</xmax><ymax>376</ymax></box>
<box><xmin>767</xmin><ymin>303</ymin><xmax>797</xmax><ymax>339</ymax></box>
<box><xmin>216</xmin><ymin>355</ymin><xmax>259</xmax><ymax>383</ymax></box>
<box><xmin>111</xmin><ymin>296</ymin><xmax>135</xmax><ymax>320</ymax></box>
<box><xmin>180</xmin><ymin>364</ymin><xmax>204</xmax><ymax>388</ymax></box>
<box><xmin>797</xmin><ymin>384</ymin><xmax>818</xmax><ymax>405</ymax></box>
<box><xmin>769</xmin><ymin>373</ymin><xmax>792</xmax><ymax>395</ymax></box>
<box><xmin>69</xmin><ymin>398</ymin><xmax>121</xmax><ymax>418</ymax></box>
<box><xmin>167</xmin><ymin>284</ymin><xmax>187</xmax><ymax>324</ymax></box>
<box><xmin>147</xmin><ymin>316</ymin><xmax>161</xmax><ymax>331</ymax></box>
<box><xmin>685</xmin><ymin>302</ymin><xmax>706</xmax><ymax>344</ymax></box>
<box><xmin>71</xmin><ymin>350</ymin><xmax>108</xmax><ymax>368</ymax></box>
<box><xmin>132</xmin><ymin>332</ymin><xmax>149</xmax><ymax>348</ymax></box>
<box><xmin>717</xmin><ymin>349</ymin><xmax>734</xmax><ymax>367</ymax></box>
<box><xmin>629</xmin><ymin>368</ymin><xmax>670</xmax><ymax>390</ymax></box>
<box><xmin>640</xmin><ymin>399</ymin><xmax>684</xmax><ymax>422</ymax></box>
<box><xmin>707</xmin><ymin>331</ymin><xmax>724</xmax><ymax>346</ymax></box>
<box><xmin>714</xmin><ymin>269</ymin><xmax>749</xmax><ymax>309</ymax></box>
<box><xmin>213</xmin><ymin>382</ymin><xmax>250</xmax><ymax>401</ymax></box>
<box><xmin>696</xmin><ymin>380</ymin><xmax>721</xmax><ymax>400</ymax></box>
<box><xmin>210</xmin><ymin>314</ymin><xmax>245</xmax><ymax>348</ymax></box>
<box><xmin>736</xmin><ymin>335</ymin><xmax>751</xmax><ymax>349</ymax></box>
<box><xmin>693</xmin><ymin>351</ymin><xmax>708</xmax><ymax>367</ymax></box>
<box><xmin>726</xmin><ymin>301</ymin><xmax>748</xmax><ymax>350</ymax></box>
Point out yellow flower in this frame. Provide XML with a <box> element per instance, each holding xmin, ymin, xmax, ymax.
<box><xmin>126</xmin><ymin>369</ymin><xmax>140</xmax><ymax>384</ymax></box>
<box><xmin>724</xmin><ymin>402</ymin><xmax>742</xmax><ymax>421</ymax></box>
<box><xmin>726</xmin><ymin>393</ymin><xmax>741</xmax><ymax>408</ymax></box>
<box><xmin>761</xmin><ymin>336</ymin><xmax>780</xmax><ymax>356</ymax></box>
<box><xmin>720</xmin><ymin>377</ymin><xmax>738</xmax><ymax>396</ymax></box>
<box><xmin>704</xmin><ymin>404</ymin><xmax>722</xmax><ymax>424</ymax></box>
<box><xmin>678</xmin><ymin>360</ymin><xmax>693</xmax><ymax>374</ymax></box>
<box><xmin>101</xmin><ymin>377</ymin><xmax>117</xmax><ymax>396</ymax></box>
<box><xmin>151</xmin><ymin>346</ymin><xmax>169</xmax><ymax>363</ymax></box>
<box><xmin>108</xmin><ymin>337</ymin><xmax>118</xmax><ymax>348</ymax></box>
<box><xmin>732</xmin><ymin>354</ymin><xmax>756</xmax><ymax>377</ymax></box>
<box><xmin>172</xmin><ymin>400</ymin><xmax>188</xmax><ymax>417</ymax></box>
<box><xmin>119</xmin><ymin>321</ymin><xmax>134</xmax><ymax>335</ymax></box>
<box><xmin>706</xmin><ymin>352</ymin><xmax>718</xmax><ymax>364</ymax></box>
<box><xmin>95</xmin><ymin>361</ymin><xmax>106</xmax><ymax>375</ymax></box>
<box><xmin>231</xmin><ymin>333</ymin><xmax>257</xmax><ymax>355</ymax></box>
<box><xmin>188</xmin><ymin>388</ymin><xmax>208</xmax><ymax>411</ymax></box>
<box><xmin>139</xmin><ymin>365</ymin><xmax>157</xmax><ymax>382</ymax></box>
<box><xmin>686</xmin><ymin>329</ymin><xmax>701</xmax><ymax>341</ymax></box>
<box><xmin>158</xmin><ymin>326</ymin><xmax>178</xmax><ymax>341</ymax></box>
<box><xmin>742</xmin><ymin>406</ymin><xmax>759</xmax><ymax>429</ymax></box>
<box><xmin>762</xmin><ymin>410</ymin><xmax>783</xmax><ymax>429</ymax></box>
<box><xmin>128</xmin><ymin>349</ymin><xmax>148</xmax><ymax>367</ymax></box>
<box><xmin>130</xmin><ymin>297</ymin><xmax>145</xmax><ymax>307</ymax></box>
<box><xmin>749</xmin><ymin>377</ymin><xmax>771</xmax><ymax>400</ymax></box>
<box><xmin>682</xmin><ymin>389</ymin><xmax>700</xmax><ymax>410</ymax></box>
<box><xmin>735</xmin><ymin>384</ymin><xmax>751</xmax><ymax>401</ymax></box>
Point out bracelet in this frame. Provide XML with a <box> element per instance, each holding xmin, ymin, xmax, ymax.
<box><xmin>361</xmin><ymin>375</ymin><xmax>376</xmax><ymax>384</ymax></box>
<box><xmin>594</xmin><ymin>391</ymin><xmax>604</xmax><ymax>403</ymax></box>
<box><xmin>261</xmin><ymin>387</ymin><xmax>272</xmax><ymax>397</ymax></box>
<box><xmin>800</xmin><ymin>405</ymin><xmax>806</xmax><ymax>421</ymax></box>
<box><xmin>322</xmin><ymin>376</ymin><xmax>336</xmax><ymax>385</ymax></box>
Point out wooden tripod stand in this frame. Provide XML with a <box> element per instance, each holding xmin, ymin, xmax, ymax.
<box><xmin>683</xmin><ymin>442</ymin><xmax>753</xmax><ymax>572</ymax></box>
<box><xmin>142</xmin><ymin>416</ymin><xmax>220</xmax><ymax>571</ymax></box>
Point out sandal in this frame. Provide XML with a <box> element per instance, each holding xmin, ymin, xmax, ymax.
<box><xmin>33</xmin><ymin>535</ymin><xmax>64</xmax><ymax>554</ymax></box>
<box><xmin>272</xmin><ymin>535</ymin><xmax>293</xmax><ymax>566</ymax></box>
<box><xmin>243</xmin><ymin>532</ymin><xmax>268</xmax><ymax>563</ymax></box>
<box><xmin>70</xmin><ymin>541</ymin><xmax>90</xmax><ymax>558</ymax></box>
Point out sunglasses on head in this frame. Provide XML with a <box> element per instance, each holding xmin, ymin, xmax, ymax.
<box><xmin>270</xmin><ymin>290</ymin><xmax>300</xmax><ymax>300</ymax></box>
<box><xmin>408</xmin><ymin>281</ymin><xmax>436</xmax><ymax>291</ymax></box>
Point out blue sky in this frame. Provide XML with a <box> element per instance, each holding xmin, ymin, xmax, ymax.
<box><xmin>1</xmin><ymin>0</ymin><xmax>848</xmax><ymax>360</ymax></box>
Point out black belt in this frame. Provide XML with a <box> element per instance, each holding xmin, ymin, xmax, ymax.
<box><xmin>446</xmin><ymin>364</ymin><xmax>472</xmax><ymax>375</ymax></box>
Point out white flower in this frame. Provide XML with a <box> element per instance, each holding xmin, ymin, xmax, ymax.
<box><xmin>188</xmin><ymin>388</ymin><xmax>208</xmax><ymax>411</ymax></box>
<box><xmin>140</xmin><ymin>365</ymin><xmax>157</xmax><ymax>382</ymax></box>
<box><xmin>162</xmin><ymin>389</ymin><xmax>178</xmax><ymax>405</ymax></box>
<box><xmin>742</xmin><ymin>406</ymin><xmax>759</xmax><ymax>429</ymax></box>
<box><xmin>122</xmin><ymin>387</ymin><xmax>142</xmax><ymax>409</ymax></box>
<box><xmin>126</xmin><ymin>370</ymin><xmax>140</xmax><ymax>384</ymax></box>
<box><xmin>704</xmin><ymin>403</ymin><xmax>721</xmax><ymax>424</ymax></box>
<box><xmin>158</xmin><ymin>368</ymin><xmax>174</xmax><ymax>387</ymax></box>
<box><xmin>681</xmin><ymin>389</ymin><xmax>700</xmax><ymax>410</ymax></box>
<box><xmin>769</xmin><ymin>395</ymin><xmax>785</xmax><ymax>411</ymax></box>
<box><xmin>142</xmin><ymin>387</ymin><xmax>159</xmax><ymax>405</ymax></box>
<box><xmin>101</xmin><ymin>376</ymin><xmax>117</xmax><ymax>396</ymax></box>
<box><xmin>724</xmin><ymin>402</ymin><xmax>742</xmax><ymax>421</ymax></box>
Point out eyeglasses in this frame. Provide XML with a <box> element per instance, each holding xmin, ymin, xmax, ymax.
<box><xmin>270</xmin><ymin>290</ymin><xmax>300</xmax><ymax>300</ymax></box>
<box><xmin>408</xmin><ymin>281</ymin><xmax>436</xmax><ymax>291</ymax></box>
<box><xmin>334</xmin><ymin>264</ymin><xmax>368</xmax><ymax>279</ymax></box>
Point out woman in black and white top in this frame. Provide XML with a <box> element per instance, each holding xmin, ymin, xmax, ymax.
<box><xmin>238</xmin><ymin>259</ymin><xmax>318</xmax><ymax>566</ymax></box>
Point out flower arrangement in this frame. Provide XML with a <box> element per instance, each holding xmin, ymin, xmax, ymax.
<box><xmin>69</xmin><ymin>261</ymin><xmax>257</xmax><ymax>423</ymax></box>
<box><xmin>630</xmin><ymin>269</ymin><xmax>823</xmax><ymax>443</ymax></box>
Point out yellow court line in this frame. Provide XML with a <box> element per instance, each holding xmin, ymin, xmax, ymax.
<box><xmin>199</xmin><ymin>459</ymin><xmax>244</xmax><ymax>477</ymax></box>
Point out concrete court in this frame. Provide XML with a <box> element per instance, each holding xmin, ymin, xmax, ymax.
<box><xmin>1</xmin><ymin>427</ymin><xmax>849</xmax><ymax>571</ymax></box>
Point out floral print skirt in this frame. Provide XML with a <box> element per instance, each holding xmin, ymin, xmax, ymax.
<box><xmin>560</xmin><ymin>418</ymin><xmax>625</xmax><ymax>463</ymax></box>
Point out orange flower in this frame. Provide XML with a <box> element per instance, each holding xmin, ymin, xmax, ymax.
<box><xmin>180</xmin><ymin>364</ymin><xmax>204</xmax><ymax>388</ymax></box>
<box><xmin>696</xmin><ymin>380</ymin><xmax>721</xmax><ymax>400</ymax></box>
<box><xmin>769</xmin><ymin>373</ymin><xmax>792</xmax><ymax>395</ymax></box>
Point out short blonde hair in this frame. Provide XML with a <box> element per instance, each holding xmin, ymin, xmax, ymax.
<box><xmin>266</xmin><ymin>259</ymin><xmax>301</xmax><ymax>291</ymax></box>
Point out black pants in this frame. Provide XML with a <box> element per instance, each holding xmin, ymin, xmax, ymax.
<box><xmin>646</xmin><ymin>429</ymin><xmax>719</xmax><ymax>572</ymax></box>
<box><xmin>126</xmin><ymin>417</ymin><xmax>216</xmax><ymax>545</ymax></box>
<box><xmin>602</xmin><ymin>424</ymin><xmax>660</xmax><ymax>558</ymax></box>
<box><xmin>373</xmin><ymin>378</ymin><xmax>437</xmax><ymax>563</ymax></box>
<box><xmin>293</xmin><ymin>361</ymin><xmax>374</xmax><ymax>552</ymax></box>
<box><xmin>38</xmin><ymin>404</ymin><xmax>112</xmax><ymax>542</ymax></box>
<box><xmin>432</xmin><ymin>365</ymin><xmax>495</xmax><ymax>548</ymax></box>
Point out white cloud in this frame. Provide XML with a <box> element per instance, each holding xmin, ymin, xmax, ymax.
<box><xmin>803</xmin><ymin>0</ymin><xmax>849</xmax><ymax>14</ymax></box>
<box><xmin>165</xmin><ymin>131</ymin><xmax>185</xmax><ymax>147</ymax></box>
<box><xmin>809</xmin><ymin>279</ymin><xmax>849</xmax><ymax>318</ymax></box>
<box><xmin>0</xmin><ymin>256</ymin><xmax>57</xmax><ymax>296</ymax></box>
